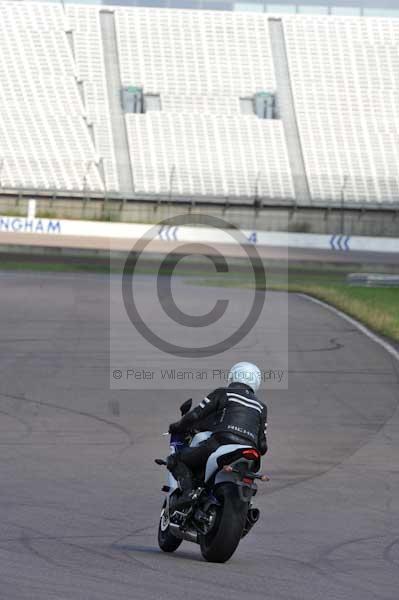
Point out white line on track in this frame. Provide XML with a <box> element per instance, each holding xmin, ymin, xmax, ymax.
<box><xmin>299</xmin><ymin>293</ymin><xmax>399</xmax><ymax>364</ymax></box>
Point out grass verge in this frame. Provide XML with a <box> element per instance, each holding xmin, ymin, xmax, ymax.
<box><xmin>285</xmin><ymin>284</ymin><xmax>399</xmax><ymax>343</ymax></box>
<box><xmin>189</xmin><ymin>271</ymin><xmax>399</xmax><ymax>344</ymax></box>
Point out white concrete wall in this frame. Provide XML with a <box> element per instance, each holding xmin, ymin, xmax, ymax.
<box><xmin>0</xmin><ymin>215</ymin><xmax>398</xmax><ymax>254</ymax></box>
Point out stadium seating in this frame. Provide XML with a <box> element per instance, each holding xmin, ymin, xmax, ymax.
<box><xmin>126</xmin><ymin>112</ymin><xmax>293</xmax><ymax>198</ymax></box>
<box><xmin>0</xmin><ymin>1</ymin><xmax>398</xmax><ymax>206</ymax></box>
<box><xmin>0</xmin><ymin>1</ymin><xmax>106</xmax><ymax>192</ymax></box>
<box><xmin>283</xmin><ymin>16</ymin><xmax>399</xmax><ymax>204</ymax></box>
<box><xmin>115</xmin><ymin>8</ymin><xmax>276</xmax><ymax>96</ymax></box>
<box><xmin>160</xmin><ymin>95</ymin><xmax>241</xmax><ymax>115</ymax></box>
<box><xmin>116</xmin><ymin>7</ymin><xmax>293</xmax><ymax>200</ymax></box>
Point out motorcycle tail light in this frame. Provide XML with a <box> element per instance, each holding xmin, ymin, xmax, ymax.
<box><xmin>242</xmin><ymin>449</ymin><xmax>260</xmax><ymax>460</ymax></box>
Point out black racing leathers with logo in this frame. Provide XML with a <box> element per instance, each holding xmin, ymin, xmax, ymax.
<box><xmin>170</xmin><ymin>383</ymin><xmax>268</xmax><ymax>455</ymax></box>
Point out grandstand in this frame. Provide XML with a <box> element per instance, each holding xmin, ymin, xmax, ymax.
<box><xmin>0</xmin><ymin>2</ymin><xmax>103</xmax><ymax>192</ymax></box>
<box><xmin>284</xmin><ymin>16</ymin><xmax>399</xmax><ymax>204</ymax></box>
<box><xmin>0</xmin><ymin>0</ymin><xmax>399</xmax><ymax>208</ymax></box>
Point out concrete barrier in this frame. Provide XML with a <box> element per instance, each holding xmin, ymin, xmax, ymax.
<box><xmin>347</xmin><ymin>273</ymin><xmax>399</xmax><ymax>287</ymax></box>
<box><xmin>0</xmin><ymin>215</ymin><xmax>398</xmax><ymax>254</ymax></box>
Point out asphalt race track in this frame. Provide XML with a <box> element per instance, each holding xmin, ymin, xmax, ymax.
<box><xmin>0</xmin><ymin>271</ymin><xmax>398</xmax><ymax>600</ymax></box>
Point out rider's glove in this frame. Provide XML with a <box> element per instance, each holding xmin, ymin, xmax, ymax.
<box><xmin>168</xmin><ymin>422</ymin><xmax>181</xmax><ymax>435</ymax></box>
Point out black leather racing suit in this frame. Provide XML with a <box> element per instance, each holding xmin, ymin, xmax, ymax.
<box><xmin>168</xmin><ymin>382</ymin><xmax>268</xmax><ymax>494</ymax></box>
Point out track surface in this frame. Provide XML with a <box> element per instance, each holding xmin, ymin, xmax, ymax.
<box><xmin>0</xmin><ymin>271</ymin><xmax>398</xmax><ymax>600</ymax></box>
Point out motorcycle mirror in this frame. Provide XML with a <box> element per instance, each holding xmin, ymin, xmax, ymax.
<box><xmin>180</xmin><ymin>398</ymin><xmax>192</xmax><ymax>416</ymax></box>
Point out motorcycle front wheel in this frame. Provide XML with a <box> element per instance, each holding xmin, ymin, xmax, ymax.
<box><xmin>199</xmin><ymin>483</ymin><xmax>248</xmax><ymax>563</ymax></box>
<box><xmin>158</xmin><ymin>500</ymin><xmax>183</xmax><ymax>553</ymax></box>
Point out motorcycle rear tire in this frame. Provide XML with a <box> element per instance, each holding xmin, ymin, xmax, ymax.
<box><xmin>199</xmin><ymin>483</ymin><xmax>247</xmax><ymax>563</ymax></box>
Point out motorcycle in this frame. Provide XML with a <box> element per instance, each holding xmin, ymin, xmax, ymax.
<box><xmin>155</xmin><ymin>399</ymin><xmax>269</xmax><ymax>563</ymax></box>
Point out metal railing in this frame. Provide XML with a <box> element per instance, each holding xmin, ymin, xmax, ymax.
<box><xmin>1</xmin><ymin>185</ymin><xmax>399</xmax><ymax>213</ymax></box>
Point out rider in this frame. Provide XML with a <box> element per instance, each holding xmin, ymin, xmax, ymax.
<box><xmin>167</xmin><ymin>362</ymin><xmax>268</xmax><ymax>507</ymax></box>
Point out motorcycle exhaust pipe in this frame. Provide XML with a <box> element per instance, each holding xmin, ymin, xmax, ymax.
<box><xmin>247</xmin><ymin>508</ymin><xmax>260</xmax><ymax>525</ymax></box>
<box><xmin>169</xmin><ymin>522</ymin><xmax>198</xmax><ymax>544</ymax></box>
<box><xmin>242</xmin><ymin>508</ymin><xmax>260</xmax><ymax>538</ymax></box>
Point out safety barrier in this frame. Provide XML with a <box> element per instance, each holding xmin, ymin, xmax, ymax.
<box><xmin>0</xmin><ymin>215</ymin><xmax>398</xmax><ymax>254</ymax></box>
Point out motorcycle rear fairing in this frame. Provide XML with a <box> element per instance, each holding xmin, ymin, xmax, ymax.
<box><xmin>204</xmin><ymin>443</ymin><xmax>253</xmax><ymax>482</ymax></box>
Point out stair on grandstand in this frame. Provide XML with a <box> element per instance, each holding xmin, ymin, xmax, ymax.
<box><xmin>269</xmin><ymin>18</ymin><xmax>310</xmax><ymax>205</ymax></box>
<box><xmin>99</xmin><ymin>9</ymin><xmax>134</xmax><ymax>195</ymax></box>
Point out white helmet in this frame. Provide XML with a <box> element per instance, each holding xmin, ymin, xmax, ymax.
<box><xmin>228</xmin><ymin>362</ymin><xmax>262</xmax><ymax>393</ymax></box>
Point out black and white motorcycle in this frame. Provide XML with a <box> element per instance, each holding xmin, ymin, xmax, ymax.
<box><xmin>155</xmin><ymin>399</ymin><xmax>269</xmax><ymax>563</ymax></box>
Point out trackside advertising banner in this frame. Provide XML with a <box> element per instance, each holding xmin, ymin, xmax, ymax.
<box><xmin>0</xmin><ymin>215</ymin><xmax>398</xmax><ymax>253</ymax></box>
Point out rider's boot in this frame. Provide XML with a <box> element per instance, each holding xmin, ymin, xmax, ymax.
<box><xmin>167</xmin><ymin>456</ymin><xmax>195</xmax><ymax>509</ymax></box>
